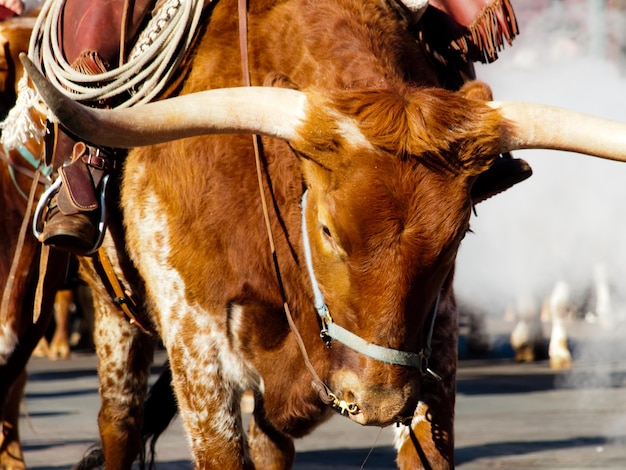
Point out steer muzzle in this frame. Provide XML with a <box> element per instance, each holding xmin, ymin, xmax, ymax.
<box><xmin>327</xmin><ymin>363</ymin><xmax>421</xmax><ymax>426</ymax></box>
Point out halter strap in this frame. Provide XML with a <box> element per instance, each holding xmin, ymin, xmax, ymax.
<box><xmin>301</xmin><ymin>190</ymin><xmax>441</xmax><ymax>376</ymax></box>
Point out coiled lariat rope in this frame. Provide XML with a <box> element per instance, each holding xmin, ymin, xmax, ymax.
<box><xmin>37</xmin><ymin>0</ymin><xmax>204</xmax><ymax>106</ymax></box>
<box><xmin>1</xmin><ymin>0</ymin><xmax>205</xmax><ymax>150</ymax></box>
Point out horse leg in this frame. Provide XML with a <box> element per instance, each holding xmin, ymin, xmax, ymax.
<box><xmin>0</xmin><ymin>248</ymin><xmax>67</xmax><ymax>469</ymax></box>
<box><xmin>548</xmin><ymin>281</ymin><xmax>572</xmax><ymax>371</ymax></box>
<box><xmin>30</xmin><ymin>336</ymin><xmax>49</xmax><ymax>358</ymax></box>
<box><xmin>47</xmin><ymin>289</ymin><xmax>73</xmax><ymax>360</ymax></box>
<box><xmin>0</xmin><ymin>370</ymin><xmax>26</xmax><ymax>470</ymax></box>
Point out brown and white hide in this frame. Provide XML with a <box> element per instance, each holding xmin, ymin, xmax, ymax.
<box><xmin>86</xmin><ymin>0</ymin><xmax>502</xmax><ymax>467</ymax></box>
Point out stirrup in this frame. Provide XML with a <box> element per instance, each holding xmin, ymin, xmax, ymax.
<box><xmin>32</xmin><ymin>176</ymin><xmax>62</xmax><ymax>240</ymax></box>
<box><xmin>33</xmin><ymin>174</ymin><xmax>110</xmax><ymax>255</ymax></box>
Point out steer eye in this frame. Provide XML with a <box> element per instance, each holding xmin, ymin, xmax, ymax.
<box><xmin>321</xmin><ymin>225</ymin><xmax>339</xmax><ymax>252</ymax></box>
<box><xmin>320</xmin><ymin>223</ymin><xmax>348</xmax><ymax>257</ymax></box>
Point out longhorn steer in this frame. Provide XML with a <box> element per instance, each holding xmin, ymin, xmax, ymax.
<box><xmin>24</xmin><ymin>0</ymin><xmax>626</xmax><ymax>468</ymax></box>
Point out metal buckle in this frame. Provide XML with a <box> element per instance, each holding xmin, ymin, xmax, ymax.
<box><xmin>318</xmin><ymin>305</ymin><xmax>333</xmax><ymax>348</ymax></box>
<box><xmin>418</xmin><ymin>348</ymin><xmax>442</xmax><ymax>381</ymax></box>
<box><xmin>85</xmin><ymin>174</ymin><xmax>110</xmax><ymax>255</ymax></box>
<box><xmin>81</xmin><ymin>146</ymin><xmax>116</xmax><ymax>171</ymax></box>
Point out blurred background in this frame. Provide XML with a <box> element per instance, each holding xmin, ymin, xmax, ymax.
<box><xmin>455</xmin><ymin>0</ymin><xmax>626</xmax><ymax>361</ymax></box>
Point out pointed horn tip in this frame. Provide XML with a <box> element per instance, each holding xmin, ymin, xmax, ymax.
<box><xmin>19</xmin><ymin>52</ymin><xmax>42</xmax><ymax>87</ymax></box>
<box><xmin>18</xmin><ymin>51</ymin><xmax>30</xmax><ymax>67</ymax></box>
<box><xmin>18</xmin><ymin>53</ymin><xmax>64</xmax><ymax>114</ymax></box>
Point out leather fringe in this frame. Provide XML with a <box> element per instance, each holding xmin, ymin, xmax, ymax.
<box><xmin>71</xmin><ymin>51</ymin><xmax>109</xmax><ymax>77</ymax></box>
<box><xmin>452</xmin><ymin>0</ymin><xmax>519</xmax><ymax>63</ymax></box>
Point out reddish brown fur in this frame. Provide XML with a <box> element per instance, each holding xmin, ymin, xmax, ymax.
<box><xmin>324</xmin><ymin>84</ymin><xmax>502</xmax><ymax>174</ymax></box>
<box><xmin>102</xmin><ymin>0</ymin><xmax>507</xmax><ymax>468</ymax></box>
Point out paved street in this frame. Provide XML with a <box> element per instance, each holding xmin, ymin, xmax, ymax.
<box><xmin>17</xmin><ymin>318</ymin><xmax>626</xmax><ymax>470</ymax></box>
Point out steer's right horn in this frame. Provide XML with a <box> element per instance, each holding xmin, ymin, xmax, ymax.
<box><xmin>21</xmin><ymin>54</ymin><xmax>308</xmax><ymax>148</ymax></box>
<box><xmin>489</xmin><ymin>101</ymin><xmax>626</xmax><ymax>162</ymax></box>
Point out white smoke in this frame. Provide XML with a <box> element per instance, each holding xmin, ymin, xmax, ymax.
<box><xmin>455</xmin><ymin>2</ymin><xmax>626</xmax><ymax>322</ymax></box>
<box><xmin>453</xmin><ymin>5</ymin><xmax>626</xmax><ymax>450</ymax></box>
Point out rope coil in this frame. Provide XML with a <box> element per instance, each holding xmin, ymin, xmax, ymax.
<box><xmin>34</xmin><ymin>0</ymin><xmax>205</xmax><ymax>107</ymax></box>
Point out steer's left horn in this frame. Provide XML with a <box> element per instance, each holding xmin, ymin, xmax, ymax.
<box><xmin>21</xmin><ymin>54</ymin><xmax>308</xmax><ymax>148</ymax></box>
<box><xmin>490</xmin><ymin>101</ymin><xmax>626</xmax><ymax>162</ymax></box>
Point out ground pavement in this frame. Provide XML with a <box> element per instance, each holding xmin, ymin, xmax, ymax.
<box><xmin>18</xmin><ymin>319</ymin><xmax>626</xmax><ymax>469</ymax></box>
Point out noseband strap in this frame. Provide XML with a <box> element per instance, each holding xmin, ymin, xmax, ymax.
<box><xmin>301</xmin><ymin>190</ymin><xmax>441</xmax><ymax>377</ymax></box>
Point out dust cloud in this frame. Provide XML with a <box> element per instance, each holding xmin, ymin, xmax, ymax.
<box><xmin>454</xmin><ymin>1</ymin><xmax>626</xmax><ymax>326</ymax></box>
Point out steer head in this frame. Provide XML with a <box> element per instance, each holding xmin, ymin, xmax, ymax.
<box><xmin>290</xmin><ymin>82</ymin><xmax>504</xmax><ymax>424</ymax></box>
<box><xmin>22</xmin><ymin>55</ymin><xmax>626</xmax><ymax>426</ymax></box>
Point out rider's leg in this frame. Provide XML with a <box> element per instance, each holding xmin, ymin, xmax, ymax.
<box><xmin>40</xmin><ymin>0</ymin><xmax>155</xmax><ymax>255</ymax></box>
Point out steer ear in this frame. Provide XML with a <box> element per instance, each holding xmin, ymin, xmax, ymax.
<box><xmin>470</xmin><ymin>152</ymin><xmax>532</xmax><ymax>203</ymax></box>
<box><xmin>457</xmin><ymin>81</ymin><xmax>512</xmax><ymax>185</ymax></box>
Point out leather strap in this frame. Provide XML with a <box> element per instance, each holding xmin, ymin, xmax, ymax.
<box><xmin>237</xmin><ymin>0</ymin><xmax>335</xmax><ymax>407</ymax></box>
<box><xmin>0</xmin><ymin>146</ymin><xmax>51</xmax><ymax>188</ymax></box>
<box><xmin>58</xmin><ymin>145</ymin><xmax>99</xmax><ymax>213</ymax></box>
<box><xmin>33</xmin><ymin>243</ymin><xmax>50</xmax><ymax>324</ymax></box>
<box><xmin>96</xmin><ymin>247</ymin><xmax>152</xmax><ymax>334</ymax></box>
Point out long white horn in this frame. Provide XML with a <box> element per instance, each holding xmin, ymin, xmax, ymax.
<box><xmin>21</xmin><ymin>54</ymin><xmax>307</xmax><ymax>148</ymax></box>
<box><xmin>490</xmin><ymin>101</ymin><xmax>626</xmax><ymax>162</ymax></box>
